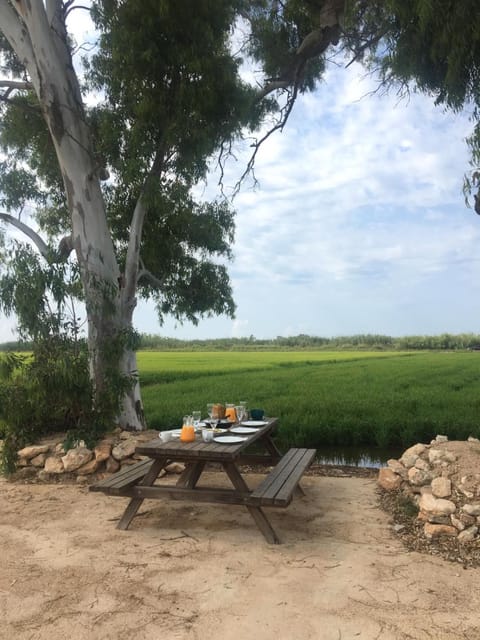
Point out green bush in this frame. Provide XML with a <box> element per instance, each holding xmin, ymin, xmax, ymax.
<box><xmin>0</xmin><ymin>335</ymin><xmax>124</xmax><ymax>474</ymax></box>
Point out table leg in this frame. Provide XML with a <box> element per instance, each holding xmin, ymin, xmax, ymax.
<box><xmin>263</xmin><ymin>435</ymin><xmax>282</xmax><ymax>460</ymax></box>
<box><xmin>116</xmin><ymin>458</ymin><xmax>166</xmax><ymax>531</ymax></box>
<box><xmin>222</xmin><ymin>462</ymin><xmax>280</xmax><ymax>544</ymax></box>
<box><xmin>177</xmin><ymin>461</ymin><xmax>205</xmax><ymax>489</ymax></box>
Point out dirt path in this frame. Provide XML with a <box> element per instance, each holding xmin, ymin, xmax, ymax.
<box><xmin>1</xmin><ymin>474</ymin><xmax>478</xmax><ymax>640</ymax></box>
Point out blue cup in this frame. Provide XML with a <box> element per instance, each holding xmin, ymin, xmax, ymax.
<box><xmin>250</xmin><ymin>408</ymin><xmax>265</xmax><ymax>420</ymax></box>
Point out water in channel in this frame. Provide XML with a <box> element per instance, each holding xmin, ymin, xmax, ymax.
<box><xmin>315</xmin><ymin>445</ymin><xmax>402</xmax><ymax>469</ymax></box>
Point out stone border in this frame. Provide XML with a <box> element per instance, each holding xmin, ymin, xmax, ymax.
<box><xmin>378</xmin><ymin>435</ymin><xmax>480</xmax><ymax>543</ymax></box>
<box><xmin>10</xmin><ymin>429</ymin><xmax>184</xmax><ymax>483</ymax></box>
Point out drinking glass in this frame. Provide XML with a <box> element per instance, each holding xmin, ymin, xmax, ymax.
<box><xmin>206</xmin><ymin>403</ymin><xmax>217</xmax><ymax>427</ymax></box>
<box><xmin>239</xmin><ymin>401</ymin><xmax>248</xmax><ymax>420</ymax></box>
<box><xmin>235</xmin><ymin>405</ymin><xmax>245</xmax><ymax>423</ymax></box>
<box><xmin>192</xmin><ymin>410</ymin><xmax>201</xmax><ymax>427</ymax></box>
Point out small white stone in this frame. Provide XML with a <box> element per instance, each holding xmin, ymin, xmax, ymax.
<box><xmin>387</xmin><ymin>459</ymin><xmax>407</xmax><ymax>478</ymax></box>
<box><xmin>419</xmin><ymin>493</ymin><xmax>456</xmax><ymax>516</ymax></box>
<box><xmin>428</xmin><ymin>449</ymin><xmax>443</xmax><ymax>464</ymax></box>
<box><xmin>451</xmin><ymin>515</ymin><xmax>465</xmax><ymax>531</ymax></box>
<box><xmin>457</xmin><ymin>526</ymin><xmax>478</xmax><ymax>543</ymax></box>
<box><xmin>400</xmin><ymin>453</ymin><xmax>418</xmax><ymax>468</ymax></box>
<box><xmin>414</xmin><ymin>458</ymin><xmax>430</xmax><ymax>471</ymax></box>
<box><xmin>443</xmin><ymin>451</ymin><xmax>456</xmax><ymax>463</ymax></box>
<box><xmin>431</xmin><ymin>477</ymin><xmax>452</xmax><ymax>498</ymax></box>
<box><xmin>407</xmin><ymin>467</ymin><xmax>432</xmax><ymax>486</ymax></box>
<box><xmin>403</xmin><ymin>443</ymin><xmax>427</xmax><ymax>458</ymax></box>
<box><xmin>462</xmin><ymin>504</ymin><xmax>480</xmax><ymax>517</ymax></box>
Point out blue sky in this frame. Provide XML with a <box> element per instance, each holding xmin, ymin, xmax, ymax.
<box><xmin>141</xmin><ymin>62</ymin><xmax>480</xmax><ymax>340</ymax></box>
<box><xmin>1</xmin><ymin>19</ymin><xmax>480</xmax><ymax>342</ymax></box>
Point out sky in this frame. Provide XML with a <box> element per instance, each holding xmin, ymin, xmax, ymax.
<box><xmin>1</xmin><ymin>11</ymin><xmax>480</xmax><ymax>342</ymax></box>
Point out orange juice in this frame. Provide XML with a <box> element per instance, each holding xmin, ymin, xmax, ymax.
<box><xmin>180</xmin><ymin>425</ymin><xmax>195</xmax><ymax>442</ymax></box>
<box><xmin>225</xmin><ymin>404</ymin><xmax>236</xmax><ymax>422</ymax></box>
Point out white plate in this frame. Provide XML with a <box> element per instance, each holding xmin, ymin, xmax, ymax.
<box><xmin>213</xmin><ymin>435</ymin><xmax>247</xmax><ymax>444</ymax></box>
<box><xmin>241</xmin><ymin>420</ymin><xmax>268</xmax><ymax>427</ymax></box>
<box><xmin>230</xmin><ymin>426</ymin><xmax>258</xmax><ymax>434</ymax></box>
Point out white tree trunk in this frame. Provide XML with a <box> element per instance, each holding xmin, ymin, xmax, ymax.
<box><xmin>118</xmin><ymin>348</ymin><xmax>146</xmax><ymax>430</ymax></box>
<box><xmin>0</xmin><ymin>0</ymin><xmax>146</xmax><ymax>429</ymax></box>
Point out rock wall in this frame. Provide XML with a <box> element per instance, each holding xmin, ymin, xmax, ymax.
<box><xmin>10</xmin><ymin>429</ymin><xmax>184</xmax><ymax>483</ymax></box>
<box><xmin>378</xmin><ymin>435</ymin><xmax>480</xmax><ymax>543</ymax></box>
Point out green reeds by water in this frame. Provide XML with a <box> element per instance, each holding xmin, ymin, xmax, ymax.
<box><xmin>138</xmin><ymin>351</ymin><xmax>480</xmax><ymax>450</ymax></box>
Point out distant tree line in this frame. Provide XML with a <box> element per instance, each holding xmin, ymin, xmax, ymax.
<box><xmin>3</xmin><ymin>332</ymin><xmax>480</xmax><ymax>353</ymax></box>
<box><xmin>134</xmin><ymin>333</ymin><xmax>480</xmax><ymax>351</ymax></box>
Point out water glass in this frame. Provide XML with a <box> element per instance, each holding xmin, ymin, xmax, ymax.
<box><xmin>235</xmin><ymin>405</ymin><xmax>246</xmax><ymax>422</ymax></box>
<box><xmin>192</xmin><ymin>410</ymin><xmax>201</xmax><ymax>427</ymax></box>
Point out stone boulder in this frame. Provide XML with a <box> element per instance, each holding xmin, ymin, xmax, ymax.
<box><xmin>17</xmin><ymin>444</ymin><xmax>50</xmax><ymax>460</ymax></box>
<box><xmin>94</xmin><ymin>442</ymin><xmax>112</xmax><ymax>463</ymax></box>
<box><xmin>44</xmin><ymin>456</ymin><xmax>65</xmax><ymax>474</ymax></box>
<box><xmin>62</xmin><ymin>447</ymin><xmax>93</xmax><ymax>472</ymax></box>
<box><xmin>112</xmin><ymin>440</ymin><xmax>136</xmax><ymax>461</ymax></box>
<box><xmin>378</xmin><ymin>468</ymin><xmax>402</xmax><ymax>491</ymax></box>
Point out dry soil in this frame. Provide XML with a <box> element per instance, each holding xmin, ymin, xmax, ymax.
<box><xmin>1</xmin><ymin>472</ymin><xmax>479</xmax><ymax>640</ymax></box>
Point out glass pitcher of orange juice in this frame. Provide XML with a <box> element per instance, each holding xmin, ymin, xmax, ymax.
<box><xmin>180</xmin><ymin>415</ymin><xmax>195</xmax><ymax>442</ymax></box>
<box><xmin>225</xmin><ymin>403</ymin><xmax>237</xmax><ymax>422</ymax></box>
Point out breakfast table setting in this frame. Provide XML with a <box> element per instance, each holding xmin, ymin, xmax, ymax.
<box><xmin>90</xmin><ymin>403</ymin><xmax>316</xmax><ymax>543</ymax></box>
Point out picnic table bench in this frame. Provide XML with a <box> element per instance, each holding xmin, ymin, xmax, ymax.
<box><xmin>90</xmin><ymin>418</ymin><xmax>316</xmax><ymax>543</ymax></box>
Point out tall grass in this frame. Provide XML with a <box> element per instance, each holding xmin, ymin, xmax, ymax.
<box><xmin>139</xmin><ymin>351</ymin><xmax>480</xmax><ymax>450</ymax></box>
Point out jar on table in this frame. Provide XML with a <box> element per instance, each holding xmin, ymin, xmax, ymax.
<box><xmin>180</xmin><ymin>415</ymin><xmax>195</xmax><ymax>442</ymax></box>
<box><xmin>225</xmin><ymin>403</ymin><xmax>237</xmax><ymax>422</ymax></box>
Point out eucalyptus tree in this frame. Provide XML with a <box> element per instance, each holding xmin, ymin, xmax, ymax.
<box><xmin>2</xmin><ymin>0</ymin><xmax>479</xmax><ymax>432</ymax></box>
<box><xmin>0</xmin><ymin>0</ymin><xmax>268</xmax><ymax>428</ymax></box>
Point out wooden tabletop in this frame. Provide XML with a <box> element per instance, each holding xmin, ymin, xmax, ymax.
<box><xmin>135</xmin><ymin>417</ymin><xmax>278</xmax><ymax>461</ymax></box>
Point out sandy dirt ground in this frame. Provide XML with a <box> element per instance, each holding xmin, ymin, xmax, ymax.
<box><xmin>1</xmin><ymin>473</ymin><xmax>479</xmax><ymax>640</ymax></box>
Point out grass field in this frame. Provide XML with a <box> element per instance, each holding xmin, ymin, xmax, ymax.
<box><xmin>139</xmin><ymin>350</ymin><xmax>480</xmax><ymax>450</ymax></box>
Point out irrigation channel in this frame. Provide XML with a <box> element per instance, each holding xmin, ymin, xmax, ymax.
<box><xmin>315</xmin><ymin>446</ymin><xmax>402</xmax><ymax>468</ymax></box>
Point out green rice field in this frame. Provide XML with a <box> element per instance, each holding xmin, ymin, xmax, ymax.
<box><xmin>139</xmin><ymin>350</ymin><xmax>480</xmax><ymax>451</ymax></box>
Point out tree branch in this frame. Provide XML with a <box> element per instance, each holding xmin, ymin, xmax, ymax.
<box><xmin>0</xmin><ymin>80</ymin><xmax>33</xmax><ymax>91</ymax></box>
<box><xmin>0</xmin><ymin>212</ymin><xmax>50</xmax><ymax>258</ymax></box>
<box><xmin>258</xmin><ymin>0</ymin><xmax>344</xmax><ymax>101</ymax></box>
<box><xmin>0</xmin><ymin>1</ymin><xmax>40</xmax><ymax>90</ymax></box>
<box><xmin>123</xmin><ymin>145</ymin><xmax>167</xmax><ymax>302</ymax></box>
<box><xmin>65</xmin><ymin>4</ymin><xmax>91</xmax><ymax>19</ymax></box>
<box><xmin>137</xmin><ymin>267</ymin><xmax>167</xmax><ymax>290</ymax></box>
<box><xmin>45</xmin><ymin>0</ymin><xmax>63</xmax><ymax>25</ymax></box>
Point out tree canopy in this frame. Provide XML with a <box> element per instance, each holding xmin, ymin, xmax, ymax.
<box><xmin>243</xmin><ymin>0</ymin><xmax>480</xmax><ymax>206</ymax></box>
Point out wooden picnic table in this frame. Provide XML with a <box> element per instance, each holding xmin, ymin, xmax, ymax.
<box><xmin>90</xmin><ymin>418</ymin><xmax>316</xmax><ymax>543</ymax></box>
